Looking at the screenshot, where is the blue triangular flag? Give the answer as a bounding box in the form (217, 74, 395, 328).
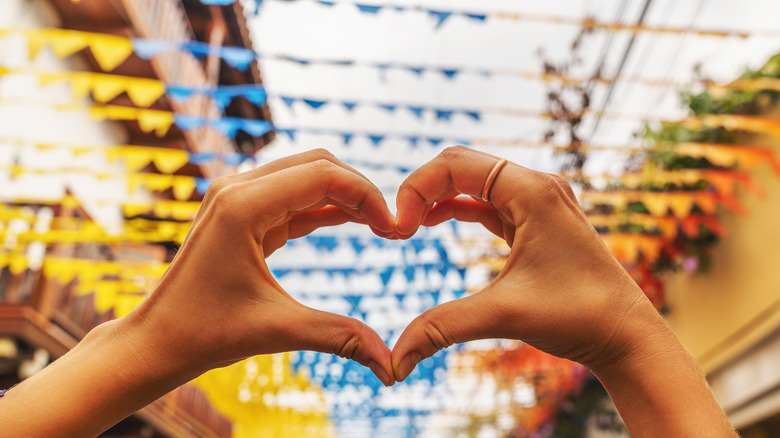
(277, 128, 296, 141)
(428, 137, 443, 147)
(408, 106, 425, 119)
(303, 99, 327, 110)
(406, 66, 425, 76)
(368, 135, 385, 147)
(281, 96, 297, 108)
(342, 101, 358, 111)
(379, 267, 395, 286)
(435, 109, 454, 121)
(441, 69, 459, 79)
(189, 152, 215, 165)
(464, 13, 487, 22)
(428, 10, 452, 28)
(315, 236, 338, 251)
(410, 239, 426, 253)
(282, 55, 311, 66)
(378, 103, 397, 113)
(341, 133, 354, 145)
(357, 4, 382, 14)
(464, 111, 481, 121)
(453, 289, 466, 299)
(221, 46, 256, 71)
(173, 114, 207, 131)
(165, 85, 196, 101)
(430, 291, 440, 305)
(349, 237, 366, 254)
(195, 178, 212, 195)
(407, 136, 420, 148)
(316, 1, 335, 6)
(132, 38, 174, 59)
(403, 265, 415, 282)
(344, 295, 363, 312)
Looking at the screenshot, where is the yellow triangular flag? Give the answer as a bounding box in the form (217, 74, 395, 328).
(137, 109, 174, 136)
(123, 203, 152, 218)
(91, 74, 126, 103)
(172, 176, 196, 200)
(151, 148, 189, 174)
(26, 29, 48, 60)
(125, 78, 166, 107)
(118, 147, 154, 172)
(9, 253, 28, 275)
(126, 174, 144, 193)
(31, 29, 90, 60)
(141, 173, 174, 192)
(94, 280, 120, 313)
(87, 34, 133, 71)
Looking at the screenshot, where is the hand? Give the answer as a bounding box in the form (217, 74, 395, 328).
(391, 146, 665, 380)
(130, 149, 396, 386)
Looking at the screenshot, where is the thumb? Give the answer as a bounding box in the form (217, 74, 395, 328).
(290, 307, 395, 387)
(391, 289, 502, 382)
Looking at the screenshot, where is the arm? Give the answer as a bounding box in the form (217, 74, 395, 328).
(0, 149, 396, 437)
(391, 146, 736, 437)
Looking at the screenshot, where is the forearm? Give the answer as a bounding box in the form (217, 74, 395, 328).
(591, 301, 737, 437)
(0, 314, 196, 438)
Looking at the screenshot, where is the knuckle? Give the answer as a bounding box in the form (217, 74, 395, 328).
(418, 310, 454, 351)
(306, 148, 337, 161)
(308, 158, 338, 174)
(438, 145, 469, 162)
(535, 173, 571, 204)
(333, 321, 366, 360)
(209, 183, 249, 224)
(202, 175, 232, 205)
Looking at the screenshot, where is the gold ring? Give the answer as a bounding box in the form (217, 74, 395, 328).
(481, 158, 508, 202)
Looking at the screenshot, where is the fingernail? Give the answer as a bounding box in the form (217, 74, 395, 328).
(368, 361, 393, 387)
(397, 352, 422, 381)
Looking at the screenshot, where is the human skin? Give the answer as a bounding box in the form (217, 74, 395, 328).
(0, 147, 737, 437)
(0, 149, 396, 437)
(392, 146, 737, 437)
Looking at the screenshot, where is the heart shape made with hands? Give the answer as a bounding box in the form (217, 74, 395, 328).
(154, 146, 648, 391)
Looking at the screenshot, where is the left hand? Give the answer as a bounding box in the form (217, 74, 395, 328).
(127, 149, 397, 386)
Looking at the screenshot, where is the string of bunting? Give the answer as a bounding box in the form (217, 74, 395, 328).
(6, 26, 776, 84)
(251, 0, 775, 38)
(0, 139, 255, 171)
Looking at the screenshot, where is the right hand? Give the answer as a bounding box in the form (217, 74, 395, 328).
(391, 146, 666, 381)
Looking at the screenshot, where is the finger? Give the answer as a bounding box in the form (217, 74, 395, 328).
(230, 148, 373, 185)
(396, 146, 511, 236)
(222, 159, 395, 236)
(422, 198, 506, 238)
(262, 206, 364, 256)
(391, 289, 504, 382)
(290, 307, 395, 387)
(198, 149, 385, 223)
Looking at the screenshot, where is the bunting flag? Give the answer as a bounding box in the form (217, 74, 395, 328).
(0, 194, 205, 222)
(0, 68, 268, 109)
(598, 234, 664, 265)
(677, 115, 780, 142)
(255, 0, 775, 38)
(275, 94, 482, 122)
(52, 103, 273, 138)
(580, 190, 745, 218)
(587, 213, 727, 240)
(663, 141, 780, 176)
(25, 28, 134, 71)
(0, 140, 256, 171)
